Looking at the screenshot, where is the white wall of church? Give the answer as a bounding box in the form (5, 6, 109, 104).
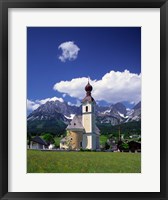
(82, 134, 98, 150)
(82, 100, 97, 149)
(82, 134, 92, 149)
(83, 114, 91, 133)
(87, 135, 92, 149)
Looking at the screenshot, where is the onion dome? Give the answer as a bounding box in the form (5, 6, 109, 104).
(85, 81, 93, 92)
(82, 80, 95, 103)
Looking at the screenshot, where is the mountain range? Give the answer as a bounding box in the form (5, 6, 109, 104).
(27, 100, 141, 135)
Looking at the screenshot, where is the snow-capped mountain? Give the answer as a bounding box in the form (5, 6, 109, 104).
(27, 100, 141, 135)
(27, 101, 81, 135)
(96, 102, 130, 125)
(125, 102, 141, 122)
(27, 100, 81, 123)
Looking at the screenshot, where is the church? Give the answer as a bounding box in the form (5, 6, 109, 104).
(60, 81, 100, 150)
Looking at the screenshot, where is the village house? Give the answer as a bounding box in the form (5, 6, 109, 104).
(30, 136, 48, 150)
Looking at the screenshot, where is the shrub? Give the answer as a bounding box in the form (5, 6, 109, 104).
(85, 149, 92, 152)
(104, 142, 110, 150)
(121, 142, 129, 150)
(80, 148, 84, 152)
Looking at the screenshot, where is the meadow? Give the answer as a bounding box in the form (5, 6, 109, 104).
(27, 150, 141, 173)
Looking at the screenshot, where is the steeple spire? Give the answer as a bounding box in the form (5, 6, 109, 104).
(85, 79, 93, 96)
(82, 79, 95, 103)
(88, 76, 90, 84)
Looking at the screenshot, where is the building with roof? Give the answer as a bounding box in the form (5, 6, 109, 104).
(30, 136, 48, 150)
(60, 81, 100, 150)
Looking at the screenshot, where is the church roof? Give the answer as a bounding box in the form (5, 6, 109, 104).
(31, 136, 48, 146)
(67, 115, 100, 135)
(82, 95, 95, 103)
(66, 115, 85, 131)
(95, 125, 100, 135)
(60, 137, 67, 142)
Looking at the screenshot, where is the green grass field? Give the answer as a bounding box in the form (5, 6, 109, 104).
(27, 150, 141, 173)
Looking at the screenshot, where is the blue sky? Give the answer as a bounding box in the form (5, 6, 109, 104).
(27, 27, 141, 111)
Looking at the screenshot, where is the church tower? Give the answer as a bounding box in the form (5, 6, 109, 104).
(82, 80, 97, 150)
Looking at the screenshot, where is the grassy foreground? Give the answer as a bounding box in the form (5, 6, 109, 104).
(27, 150, 141, 173)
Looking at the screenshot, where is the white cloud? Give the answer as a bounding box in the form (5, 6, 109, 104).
(53, 70, 141, 104)
(27, 100, 40, 111)
(76, 100, 81, 107)
(53, 77, 87, 98)
(62, 93, 66, 98)
(67, 101, 74, 106)
(67, 100, 81, 107)
(27, 96, 64, 111)
(58, 41, 80, 62)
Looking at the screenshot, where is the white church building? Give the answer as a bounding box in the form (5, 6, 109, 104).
(60, 81, 100, 150)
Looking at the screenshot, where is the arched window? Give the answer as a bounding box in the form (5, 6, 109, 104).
(86, 106, 88, 112)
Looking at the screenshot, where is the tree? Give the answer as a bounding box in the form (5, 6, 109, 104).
(42, 133, 55, 144)
(121, 142, 129, 151)
(104, 142, 110, 150)
(27, 133, 32, 148)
